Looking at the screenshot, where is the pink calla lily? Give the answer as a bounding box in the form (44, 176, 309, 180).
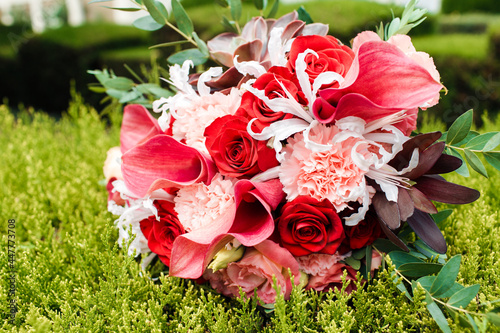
(120, 104, 163, 154)
(169, 179, 285, 279)
(314, 40, 443, 132)
(121, 134, 217, 198)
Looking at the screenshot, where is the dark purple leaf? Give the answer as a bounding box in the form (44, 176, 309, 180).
(403, 142, 445, 179)
(372, 192, 401, 229)
(426, 154, 463, 174)
(408, 187, 438, 214)
(414, 175, 480, 204)
(398, 188, 414, 221)
(389, 132, 441, 170)
(376, 217, 409, 252)
(407, 209, 447, 254)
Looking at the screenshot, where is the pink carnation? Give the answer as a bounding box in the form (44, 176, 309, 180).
(296, 252, 348, 276)
(279, 122, 371, 211)
(172, 88, 241, 153)
(174, 174, 236, 232)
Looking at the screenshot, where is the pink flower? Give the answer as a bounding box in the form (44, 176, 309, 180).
(312, 34, 443, 135)
(279, 122, 372, 212)
(174, 174, 236, 232)
(296, 252, 348, 276)
(171, 88, 241, 153)
(223, 240, 299, 304)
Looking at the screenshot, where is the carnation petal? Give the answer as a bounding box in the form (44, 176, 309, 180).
(121, 135, 217, 197)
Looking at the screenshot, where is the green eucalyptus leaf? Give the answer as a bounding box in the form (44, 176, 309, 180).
(429, 255, 461, 297)
(352, 248, 366, 260)
(88, 86, 106, 93)
(447, 147, 470, 177)
(148, 86, 174, 98)
(453, 130, 479, 147)
(228, 0, 242, 21)
(398, 262, 443, 278)
(155, 0, 169, 18)
(465, 313, 480, 333)
(344, 256, 361, 270)
(136, 83, 158, 94)
(103, 77, 134, 90)
(106, 88, 126, 99)
(253, 0, 265, 10)
(167, 48, 208, 66)
(484, 152, 500, 171)
(465, 132, 500, 151)
(143, 0, 166, 24)
(221, 16, 238, 33)
(486, 312, 500, 327)
(431, 210, 453, 225)
(388, 251, 424, 268)
(297, 6, 313, 24)
(447, 284, 480, 309)
(417, 275, 435, 291)
(464, 149, 488, 178)
(437, 283, 464, 298)
(424, 289, 452, 333)
(119, 90, 142, 103)
(103, 6, 141, 11)
(133, 15, 164, 31)
(172, 0, 194, 36)
(266, 0, 279, 18)
(446, 109, 473, 145)
(193, 32, 209, 56)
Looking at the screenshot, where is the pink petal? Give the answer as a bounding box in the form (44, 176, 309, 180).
(316, 41, 443, 125)
(121, 134, 217, 197)
(120, 104, 162, 154)
(169, 179, 285, 279)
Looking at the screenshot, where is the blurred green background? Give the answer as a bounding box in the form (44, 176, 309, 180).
(1, 0, 500, 126)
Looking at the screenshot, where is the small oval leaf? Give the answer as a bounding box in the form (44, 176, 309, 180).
(464, 149, 488, 178)
(484, 152, 500, 171)
(172, 0, 194, 36)
(446, 109, 473, 145)
(398, 262, 443, 277)
(429, 254, 461, 297)
(103, 77, 134, 90)
(465, 132, 500, 151)
(447, 284, 480, 309)
(133, 15, 164, 31)
(167, 48, 208, 66)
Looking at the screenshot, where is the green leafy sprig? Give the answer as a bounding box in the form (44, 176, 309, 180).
(441, 109, 500, 178)
(376, 0, 427, 41)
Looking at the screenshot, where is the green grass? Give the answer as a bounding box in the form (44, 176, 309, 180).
(412, 33, 490, 60)
(0, 96, 499, 332)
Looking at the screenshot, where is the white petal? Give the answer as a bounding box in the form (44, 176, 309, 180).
(303, 120, 332, 152)
(197, 66, 223, 96)
(233, 55, 267, 78)
(267, 27, 287, 67)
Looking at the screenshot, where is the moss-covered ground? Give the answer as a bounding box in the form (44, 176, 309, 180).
(0, 96, 499, 332)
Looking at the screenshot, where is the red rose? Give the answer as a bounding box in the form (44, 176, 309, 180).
(343, 211, 385, 250)
(139, 201, 185, 266)
(277, 196, 345, 257)
(287, 35, 355, 88)
(235, 66, 307, 133)
(204, 114, 278, 178)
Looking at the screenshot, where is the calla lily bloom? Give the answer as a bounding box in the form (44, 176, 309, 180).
(120, 104, 164, 154)
(169, 179, 285, 279)
(313, 40, 443, 135)
(121, 134, 217, 198)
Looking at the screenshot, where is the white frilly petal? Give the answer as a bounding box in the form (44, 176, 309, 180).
(247, 118, 309, 161)
(267, 27, 287, 67)
(197, 66, 223, 96)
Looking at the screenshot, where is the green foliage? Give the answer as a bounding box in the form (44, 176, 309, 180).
(0, 96, 499, 331)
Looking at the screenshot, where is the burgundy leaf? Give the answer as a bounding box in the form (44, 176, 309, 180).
(414, 175, 480, 204)
(406, 209, 447, 254)
(389, 132, 441, 170)
(372, 192, 401, 229)
(398, 187, 414, 221)
(408, 187, 438, 214)
(403, 141, 445, 179)
(425, 153, 463, 174)
(376, 216, 409, 252)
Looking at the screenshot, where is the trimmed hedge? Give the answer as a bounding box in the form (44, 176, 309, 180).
(442, 0, 500, 14)
(0, 97, 499, 332)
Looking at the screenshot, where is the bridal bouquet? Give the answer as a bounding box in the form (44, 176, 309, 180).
(95, 0, 500, 330)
